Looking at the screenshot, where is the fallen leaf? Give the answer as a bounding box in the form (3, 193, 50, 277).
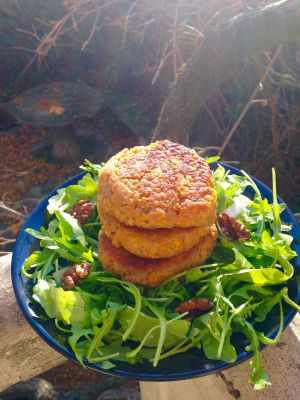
(10, 222, 21, 235)
(37, 100, 65, 116)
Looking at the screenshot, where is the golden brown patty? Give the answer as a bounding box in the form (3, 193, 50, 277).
(97, 140, 217, 229)
(101, 212, 211, 259)
(98, 225, 217, 288)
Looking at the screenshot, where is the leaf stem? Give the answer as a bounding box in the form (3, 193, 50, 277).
(258, 300, 284, 345)
(283, 294, 300, 312)
(88, 352, 119, 363)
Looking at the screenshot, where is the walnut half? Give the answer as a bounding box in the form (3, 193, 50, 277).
(61, 263, 90, 290)
(217, 212, 251, 241)
(175, 298, 213, 320)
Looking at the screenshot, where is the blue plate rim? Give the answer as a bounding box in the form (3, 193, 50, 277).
(11, 163, 300, 381)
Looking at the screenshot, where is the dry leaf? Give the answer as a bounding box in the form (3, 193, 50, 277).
(37, 99, 65, 116)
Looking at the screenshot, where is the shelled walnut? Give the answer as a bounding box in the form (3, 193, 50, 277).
(61, 263, 90, 290)
(218, 212, 251, 241)
(175, 298, 213, 320)
(68, 199, 94, 226)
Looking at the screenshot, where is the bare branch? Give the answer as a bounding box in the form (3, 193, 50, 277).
(0, 201, 26, 219)
(218, 46, 283, 156)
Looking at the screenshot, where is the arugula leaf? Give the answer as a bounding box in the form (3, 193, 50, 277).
(55, 209, 87, 247)
(47, 189, 70, 214)
(185, 267, 217, 283)
(68, 327, 94, 364)
(214, 165, 249, 213)
(211, 245, 235, 264)
(48, 172, 98, 218)
(26, 227, 94, 263)
(229, 284, 275, 300)
(197, 310, 237, 363)
(231, 248, 254, 270)
(271, 168, 281, 236)
(86, 306, 118, 360)
(144, 300, 167, 367)
(65, 174, 97, 200)
(255, 289, 285, 322)
(80, 159, 103, 175)
(22, 248, 55, 279)
(225, 256, 293, 285)
(282, 292, 300, 312)
(96, 276, 142, 341)
(205, 156, 220, 164)
(235, 318, 271, 390)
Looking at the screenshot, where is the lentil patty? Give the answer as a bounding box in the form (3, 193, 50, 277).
(98, 225, 217, 288)
(97, 140, 217, 229)
(101, 212, 211, 259)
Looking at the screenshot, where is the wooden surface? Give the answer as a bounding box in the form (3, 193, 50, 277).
(0, 254, 64, 392)
(140, 375, 235, 400)
(1, 253, 300, 399)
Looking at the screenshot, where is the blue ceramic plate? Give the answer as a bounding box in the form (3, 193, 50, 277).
(12, 164, 300, 381)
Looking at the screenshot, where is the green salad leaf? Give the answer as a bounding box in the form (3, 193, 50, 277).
(55, 209, 87, 247)
(119, 306, 191, 348)
(33, 280, 89, 327)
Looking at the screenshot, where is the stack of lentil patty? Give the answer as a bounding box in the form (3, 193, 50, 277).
(97, 140, 218, 287)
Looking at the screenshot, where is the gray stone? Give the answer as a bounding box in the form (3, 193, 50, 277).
(97, 388, 141, 400)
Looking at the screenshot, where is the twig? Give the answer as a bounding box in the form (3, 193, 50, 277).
(151, 38, 173, 85)
(251, 99, 268, 106)
(139, 18, 155, 47)
(0, 202, 26, 219)
(0, 169, 30, 179)
(20, 13, 71, 75)
(11, 47, 36, 53)
(218, 45, 283, 156)
(121, 0, 138, 45)
(172, 1, 179, 79)
(193, 146, 221, 156)
(151, 50, 174, 85)
(81, 7, 101, 50)
(0, 238, 16, 246)
(204, 104, 225, 138)
(17, 28, 41, 42)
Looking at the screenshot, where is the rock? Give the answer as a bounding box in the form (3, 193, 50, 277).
(0, 378, 65, 400)
(97, 388, 141, 400)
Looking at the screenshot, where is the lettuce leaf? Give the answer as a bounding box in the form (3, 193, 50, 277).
(119, 306, 190, 348)
(33, 280, 89, 327)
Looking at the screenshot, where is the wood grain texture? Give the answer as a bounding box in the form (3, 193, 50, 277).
(0, 254, 64, 392)
(140, 375, 234, 400)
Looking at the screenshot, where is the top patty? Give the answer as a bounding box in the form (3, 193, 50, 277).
(97, 140, 217, 228)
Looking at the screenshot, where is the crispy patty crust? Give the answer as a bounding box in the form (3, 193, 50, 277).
(97, 140, 217, 228)
(101, 212, 211, 259)
(98, 225, 217, 287)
